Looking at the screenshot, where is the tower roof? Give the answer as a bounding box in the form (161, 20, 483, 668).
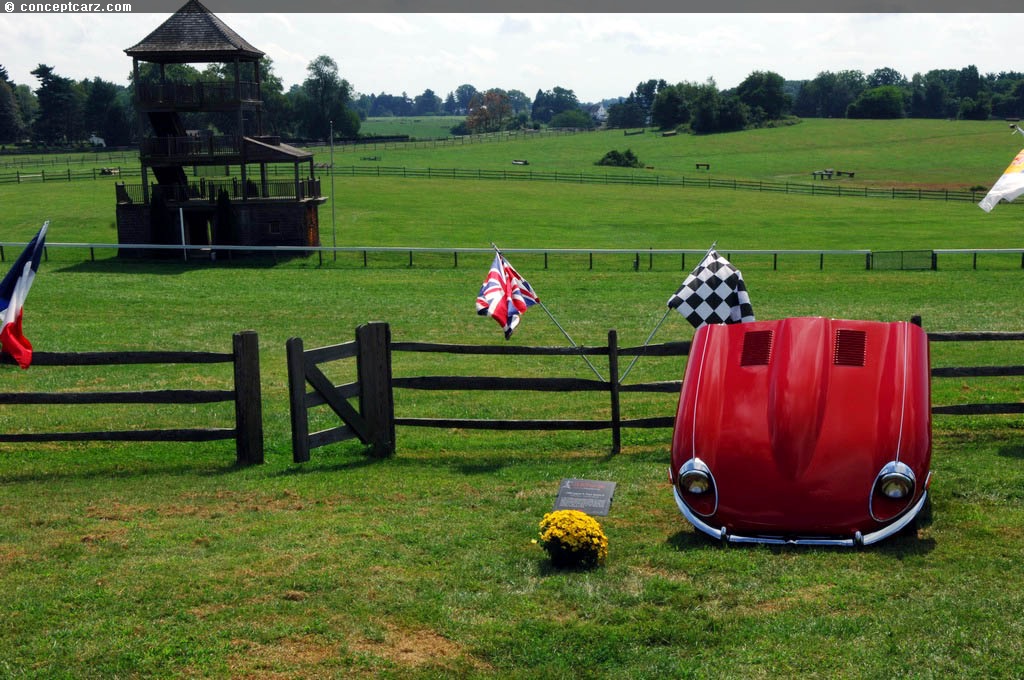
(124, 0, 263, 64)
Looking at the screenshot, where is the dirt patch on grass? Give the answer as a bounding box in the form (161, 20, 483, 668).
(85, 490, 310, 523)
(80, 527, 128, 545)
(350, 622, 490, 672)
(177, 489, 308, 515)
(749, 583, 833, 614)
(86, 501, 148, 521)
(0, 546, 26, 566)
(227, 635, 339, 678)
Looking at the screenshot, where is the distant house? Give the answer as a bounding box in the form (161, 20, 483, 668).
(114, 0, 326, 256)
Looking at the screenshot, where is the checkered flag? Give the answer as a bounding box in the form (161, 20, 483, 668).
(667, 250, 754, 328)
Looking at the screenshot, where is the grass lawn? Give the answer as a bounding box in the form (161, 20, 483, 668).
(1, 119, 1023, 677)
(359, 116, 464, 140)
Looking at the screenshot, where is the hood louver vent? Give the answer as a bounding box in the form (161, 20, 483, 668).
(834, 329, 867, 366)
(740, 330, 773, 366)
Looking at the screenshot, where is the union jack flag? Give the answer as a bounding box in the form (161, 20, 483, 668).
(476, 253, 539, 339)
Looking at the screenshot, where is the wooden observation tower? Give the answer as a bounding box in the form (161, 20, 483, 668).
(115, 0, 326, 256)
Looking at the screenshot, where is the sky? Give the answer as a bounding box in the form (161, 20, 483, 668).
(1, 13, 1021, 104)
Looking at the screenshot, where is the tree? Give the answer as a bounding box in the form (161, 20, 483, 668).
(958, 95, 991, 121)
(82, 77, 130, 145)
(991, 79, 1024, 119)
(465, 89, 512, 133)
(689, 79, 721, 134)
(687, 79, 747, 134)
(909, 70, 954, 118)
(255, 58, 292, 136)
(605, 98, 644, 128)
(0, 79, 24, 142)
(735, 70, 789, 123)
(531, 86, 579, 124)
(650, 84, 691, 130)
(413, 88, 441, 115)
(867, 67, 907, 88)
(454, 84, 477, 114)
(847, 85, 906, 118)
(631, 79, 665, 123)
(956, 65, 981, 101)
(443, 91, 457, 115)
(792, 70, 865, 118)
(506, 89, 532, 116)
(549, 109, 593, 128)
(296, 55, 358, 139)
(716, 95, 749, 132)
(365, 92, 412, 117)
(31, 64, 85, 144)
(12, 84, 38, 137)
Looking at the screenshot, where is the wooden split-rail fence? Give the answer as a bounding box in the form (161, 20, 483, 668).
(0, 330, 263, 464)
(1, 320, 1020, 465)
(286, 319, 1024, 462)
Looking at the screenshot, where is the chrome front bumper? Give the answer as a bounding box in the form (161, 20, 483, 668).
(673, 487, 930, 547)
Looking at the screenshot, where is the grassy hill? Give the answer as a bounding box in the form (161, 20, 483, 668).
(4, 119, 1024, 249)
(1, 119, 1023, 677)
(359, 115, 464, 140)
(331, 118, 1021, 189)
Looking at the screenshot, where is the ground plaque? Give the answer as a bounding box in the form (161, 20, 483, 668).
(553, 479, 616, 516)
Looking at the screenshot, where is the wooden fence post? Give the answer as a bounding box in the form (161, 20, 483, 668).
(286, 336, 310, 463)
(232, 330, 264, 465)
(357, 322, 395, 457)
(608, 329, 621, 455)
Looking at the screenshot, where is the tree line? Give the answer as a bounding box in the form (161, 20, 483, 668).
(2, 59, 1022, 148)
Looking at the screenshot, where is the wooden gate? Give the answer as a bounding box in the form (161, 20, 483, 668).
(286, 323, 395, 462)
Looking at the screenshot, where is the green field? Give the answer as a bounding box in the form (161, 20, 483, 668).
(359, 115, 465, 140)
(1, 119, 1023, 678)
(332, 118, 1021, 189)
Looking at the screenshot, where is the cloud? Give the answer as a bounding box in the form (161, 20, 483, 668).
(499, 16, 533, 35)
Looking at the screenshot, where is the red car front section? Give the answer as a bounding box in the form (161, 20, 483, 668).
(669, 317, 932, 546)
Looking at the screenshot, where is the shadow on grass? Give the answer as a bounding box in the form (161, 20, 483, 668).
(452, 460, 507, 475)
(54, 254, 291, 276)
(0, 458, 247, 484)
(0, 440, 383, 484)
(273, 455, 381, 476)
(664, 523, 937, 556)
(998, 444, 1024, 459)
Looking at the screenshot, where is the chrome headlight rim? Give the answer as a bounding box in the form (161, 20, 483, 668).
(676, 457, 718, 517)
(870, 461, 917, 522)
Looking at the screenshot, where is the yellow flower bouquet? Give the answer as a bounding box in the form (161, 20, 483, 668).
(538, 509, 608, 569)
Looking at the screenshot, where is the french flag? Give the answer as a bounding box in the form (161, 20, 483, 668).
(1, 222, 48, 369)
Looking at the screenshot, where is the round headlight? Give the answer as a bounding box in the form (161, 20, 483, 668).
(676, 458, 718, 518)
(879, 473, 913, 499)
(680, 469, 712, 495)
(875, 462, 916, 500)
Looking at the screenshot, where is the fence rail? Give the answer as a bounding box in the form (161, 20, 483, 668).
(0, 331, 264, 463)
(286, 319, 1023, 460)
(918, 319, 1024, 416)
(0, 157, 1008, 206)
(4, 241, 1022, 273)
(328, 165, 996, 203)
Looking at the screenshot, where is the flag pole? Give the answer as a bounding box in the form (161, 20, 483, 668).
(618, 241, 719, 382)
(535, 298, 606, 382)
(491, 243, 606, 382)
(618, 308, 671, 382)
